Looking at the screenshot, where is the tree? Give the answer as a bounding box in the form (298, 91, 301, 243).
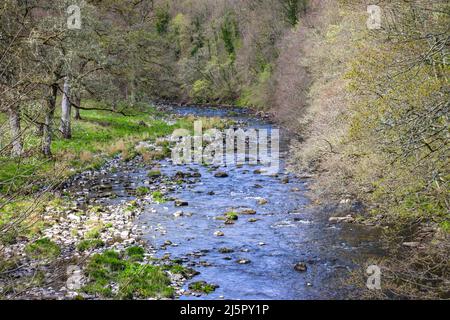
(59, 77, 71, 139)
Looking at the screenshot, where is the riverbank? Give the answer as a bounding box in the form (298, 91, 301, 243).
(1, 104, 253, 299)
(0, 104, 195, 299)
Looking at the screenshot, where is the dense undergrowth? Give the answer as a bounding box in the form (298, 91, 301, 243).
(283, 0, 449, 299)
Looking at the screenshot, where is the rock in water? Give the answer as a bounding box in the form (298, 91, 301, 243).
(214, 171, 229, 178)
(173, 210, 184, 217)
(328, 215, 354, 223)
(236, 259, 251, 264)
(175, 199, 189, 207)
(218, 247, 234, 254)
(257, 198, 268, 205)
(294, 262, 307, 272)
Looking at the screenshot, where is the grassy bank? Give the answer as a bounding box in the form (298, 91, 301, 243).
(0, 102, 197, 299)
(0, 103, 176, 193)
(0, 102, 181, 244)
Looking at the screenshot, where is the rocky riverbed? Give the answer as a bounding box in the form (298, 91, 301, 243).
(0, 105, 383, 300)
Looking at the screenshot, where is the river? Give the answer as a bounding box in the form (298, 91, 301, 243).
(68, 105, 382, 299)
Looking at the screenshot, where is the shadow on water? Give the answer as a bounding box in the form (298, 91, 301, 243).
(67, 105, 384, 300)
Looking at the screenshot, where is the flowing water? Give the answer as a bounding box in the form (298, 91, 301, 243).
(68, 105, 382, 300)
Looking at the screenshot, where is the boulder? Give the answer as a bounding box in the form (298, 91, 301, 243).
(174, 199, 189, 207)
(294, 262, 307, 272)
(214, 171, 229, 178)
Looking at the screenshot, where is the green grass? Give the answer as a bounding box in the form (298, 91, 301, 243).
(25, 238, 61, 260)
(53, 110, 172, 154)
(147, 170, 162, 178)
(0, 158, 54, 194)
(151, 191, 167, 204)
(135, 186, 150, 196)
(225, 211, 239, 220)
(0, 101, 180, 195)
(77, 239, 105, 252)
(83, 249, 174, 299)
(188, 281, 217, 294)
(126, 246, 145, 262)
(85, 228, 102, 240)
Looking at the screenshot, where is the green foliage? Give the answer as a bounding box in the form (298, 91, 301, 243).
(237, 64, 273, 107)
(155, 6, 171, 34)
(281, 0, 308, 26)
(0, 229, 19, 246)
(220, 13, 238, 55)
(85, 227, 102, 240)
(191, 79, 213, 103)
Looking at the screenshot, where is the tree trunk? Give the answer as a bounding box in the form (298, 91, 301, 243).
(59, 77, 72, 139)
(42, 84, 58, 157)
(8, 107, 23, 157)
(73, 93, 81, 120)
(36, 123, 44, 136)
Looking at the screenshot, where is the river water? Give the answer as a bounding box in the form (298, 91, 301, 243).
(69, 105, 382, 299)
